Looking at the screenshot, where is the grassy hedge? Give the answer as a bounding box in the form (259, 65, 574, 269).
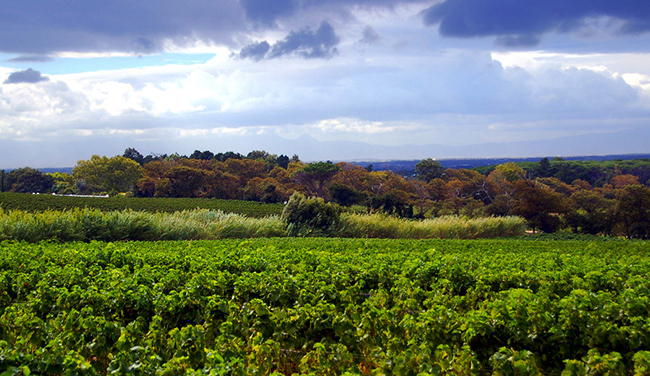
(0, 208, 526, 242)
(0, 208, 286, 242)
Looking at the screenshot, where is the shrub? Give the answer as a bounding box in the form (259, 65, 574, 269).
(281, 192, 340, 236)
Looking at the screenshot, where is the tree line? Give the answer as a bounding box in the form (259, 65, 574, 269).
(1, 150, 649, 238)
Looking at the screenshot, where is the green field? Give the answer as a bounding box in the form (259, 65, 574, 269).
(2, 238, 650, 374)
(0, 192, 284, 218)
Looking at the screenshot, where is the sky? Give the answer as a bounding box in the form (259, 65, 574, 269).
(2, 0, 650, 167)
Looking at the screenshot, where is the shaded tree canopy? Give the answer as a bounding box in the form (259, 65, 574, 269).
(4, 167, 54, 193)
(415, 158, 445, 182)
(292, 162, 340, 198)
(123, 148, 145, 165)
(616, 185, 650, 239)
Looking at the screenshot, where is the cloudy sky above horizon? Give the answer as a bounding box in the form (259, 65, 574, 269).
(2, 0, 650, 167)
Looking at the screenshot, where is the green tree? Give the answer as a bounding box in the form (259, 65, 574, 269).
(123, 147, 144, 165)
(329, 183, 366, 206)
(565, 190, 615, 235)
(615, 185, 650, 239)
(189, 150, 214, 160)
(73, 155, 144, 195)
(495, 162, 526, 183)
(415, 158, 445, 182)
(48, 172, 76, 194)
(4, 167, 54, 193)
(292, 162, 340, 198)
(536, 157, 552, 178)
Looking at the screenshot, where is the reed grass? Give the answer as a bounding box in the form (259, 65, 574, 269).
(0, 208, 286, 242)
(338, 213, 526, 239)
(0, 208, 525, 242)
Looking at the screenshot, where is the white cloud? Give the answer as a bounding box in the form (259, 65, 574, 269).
(1, 3, 649, 167)
(1, 44, 647, 146)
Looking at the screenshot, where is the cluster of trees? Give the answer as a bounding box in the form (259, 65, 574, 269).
(2, 150, 650, 238)
(477, 157, 650, 187)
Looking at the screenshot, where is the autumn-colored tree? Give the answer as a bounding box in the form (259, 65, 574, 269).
(427, 178, 448, 202)
(512, 180, 567, 233)
(137, 159, 178, 197)
(225, 158, 267, 190)
(409, 180, 435, 216)
(204, 169, 240, 199)
(331, 162, 371, 192)
(537, 177, 575, 197)
(269, 165, 301, 197)
(611, 174, 640, 188)
(485, 168, 517, 215)
(382, 171, 416, 198)
(242, 177, 283, 203)
(164, 166, 207, 198)
(571, 179, 592, 191)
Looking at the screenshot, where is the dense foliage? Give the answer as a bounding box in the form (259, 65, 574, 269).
(3, 149, 650, 237)
(0, 192, 284, 218)
(1, 238, 650, 374)
(514, 158, 650, 186)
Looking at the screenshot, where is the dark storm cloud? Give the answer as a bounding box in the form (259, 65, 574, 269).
(240, 0, 427, 28)
(237, 41, 271, 61)
(269, 22, 340, 58)
(238, 22, 340, 60)
(0, 0, 247, 54)
(4, 68, 49, 84)
(240, 0, 298, 28)
(0, 0, 432, 55)
(422, 0, 650, 46)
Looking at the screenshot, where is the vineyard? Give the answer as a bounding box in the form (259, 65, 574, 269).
(0, 192, 284, 218)
(2, 238, 650, 374)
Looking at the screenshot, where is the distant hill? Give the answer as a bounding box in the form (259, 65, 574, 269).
(352, 154, 650, 176)
(3, 167, 74, 174)
(5, 154, 650, 177)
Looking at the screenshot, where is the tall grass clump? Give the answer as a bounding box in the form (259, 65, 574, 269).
(0, 208, 286, 242)
(338, 213, 526, 239)
(155, 210, 285, 239)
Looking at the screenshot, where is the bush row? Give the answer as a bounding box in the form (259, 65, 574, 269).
(0, 192, 284, 217)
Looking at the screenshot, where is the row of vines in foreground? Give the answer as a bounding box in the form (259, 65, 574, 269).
(2, 238, 650, 375)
